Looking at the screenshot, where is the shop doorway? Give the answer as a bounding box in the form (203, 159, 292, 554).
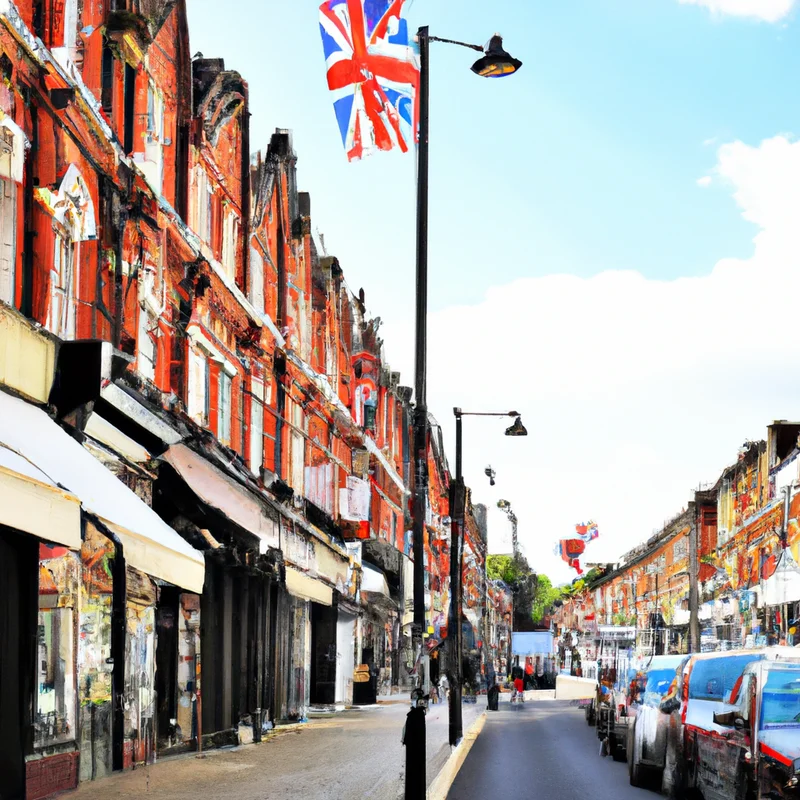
(0, 526, 37, 799)
(310, 602, 337, 706)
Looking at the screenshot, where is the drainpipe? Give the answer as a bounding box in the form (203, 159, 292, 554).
(113, 191, 128, 350)
(688, 500, 700, 654)
(781, 486, 791, 641)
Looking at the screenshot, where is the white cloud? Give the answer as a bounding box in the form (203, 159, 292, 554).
(385, 135, 800, 584)
(696, 175, 712, 187)
(678, 0, 796, 22)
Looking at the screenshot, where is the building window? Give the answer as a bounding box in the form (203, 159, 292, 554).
(0, 173, 16, 306)
(123, 63, 136, 154)
(219, 371, 232, 445)
(190, 167, 212, 245)
(249, 245, 265, 313)
(35, 546, 79, 749)
(141, 81, 165, 192)
(250, 379, 264, 475)
(363, 399, 377, 431)
(187, 349, 208, 426)
(37, 165, 96, 339)
(221, 210, 238, 279)
(290, 401, 305, 494)
(49, 233, 77, 339)
(101, 46, 114, 114)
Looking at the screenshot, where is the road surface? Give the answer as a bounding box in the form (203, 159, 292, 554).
(448, 700, 660, 799)
(61, 700, 482, 800)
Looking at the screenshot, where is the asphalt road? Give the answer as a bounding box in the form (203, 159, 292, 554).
(61, 700, 482, 800)
(448, 701, 661, 800)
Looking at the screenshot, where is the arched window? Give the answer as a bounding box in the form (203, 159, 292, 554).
(38, 164, 96, 339)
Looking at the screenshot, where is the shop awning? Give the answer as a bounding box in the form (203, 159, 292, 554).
(362, 562, 390, 597)
(0, 391, 205, 592)
(0, 444, 81, 549)
(162, 444, 279, 552)
(761, 549, 800, 607)
(285, 566, 333, 606)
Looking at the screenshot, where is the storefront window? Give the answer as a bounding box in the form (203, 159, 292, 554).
(35, 544, 79, 748)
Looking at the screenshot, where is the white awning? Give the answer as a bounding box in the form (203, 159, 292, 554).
(0, 445, 81, 548)
(285, 566, 333, 606)
(0, 391, 204, 592)
(762, 549, 800, 607)
(161, 444, 279, 551)
(361, 562, 390, 597)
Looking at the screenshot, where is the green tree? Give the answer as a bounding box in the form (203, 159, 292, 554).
(486, 555, 519, 584)
(530, 574, 564, 624)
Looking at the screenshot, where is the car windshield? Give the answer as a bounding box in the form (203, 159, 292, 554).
(688, 655, 759, 701)
(760, 668, 800, 729)
(643, 668, 678, 707)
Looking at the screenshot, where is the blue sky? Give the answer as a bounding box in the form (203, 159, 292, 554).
(190, 0, 798, 309)
(188, 0, 800, 579)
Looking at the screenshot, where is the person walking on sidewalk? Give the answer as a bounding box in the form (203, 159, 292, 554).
(513, 675, 524, 703)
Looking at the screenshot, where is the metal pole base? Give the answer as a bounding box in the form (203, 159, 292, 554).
(404, 705, 427, 800)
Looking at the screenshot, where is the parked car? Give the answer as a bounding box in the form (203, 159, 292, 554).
(660, 646, 800, 798)
(697, 659, 800, 800)
(626, 654, 687, 787)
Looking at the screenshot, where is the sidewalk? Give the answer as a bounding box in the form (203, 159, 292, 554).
(61, 700, 484, 800)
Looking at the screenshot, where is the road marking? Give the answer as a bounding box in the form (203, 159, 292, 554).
(427, 711, 488, 800)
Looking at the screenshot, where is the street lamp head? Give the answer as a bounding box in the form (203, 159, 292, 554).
(471, 34, 523, 78)
(505, 416, 528, 437)
(497, 499, 510, 510)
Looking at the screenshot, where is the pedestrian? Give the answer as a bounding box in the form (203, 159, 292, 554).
(439, 672, 449, 702)
(513, 675, 524, 702)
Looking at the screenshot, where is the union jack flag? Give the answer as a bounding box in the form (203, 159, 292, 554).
(319, 0, 419, 161)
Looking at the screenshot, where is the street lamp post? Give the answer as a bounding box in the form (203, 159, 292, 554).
(407, 28, 522, 799)
(448, 410, 527, 746)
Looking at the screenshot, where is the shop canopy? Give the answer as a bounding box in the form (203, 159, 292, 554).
(0, 440, 81, 549)
(761, 548, 800, 607)
(285, 566, 333, 606)
(0, 390, 205, 592)
(162, 443, 280, 552)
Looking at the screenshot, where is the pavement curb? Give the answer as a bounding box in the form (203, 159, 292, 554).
(427, 711, 487, 800)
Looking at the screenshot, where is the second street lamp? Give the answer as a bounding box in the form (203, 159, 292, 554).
(448, 409, 527, 747)
(407, 27, 522, 799)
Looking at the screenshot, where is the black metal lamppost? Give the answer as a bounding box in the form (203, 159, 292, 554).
(406, 27, 522, 800)
(446, 410, 527, 748)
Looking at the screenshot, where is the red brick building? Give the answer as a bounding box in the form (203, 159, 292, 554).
(0, 1, 478, 797)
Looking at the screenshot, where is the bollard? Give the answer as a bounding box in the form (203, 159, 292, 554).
(403, 694, 427, 800)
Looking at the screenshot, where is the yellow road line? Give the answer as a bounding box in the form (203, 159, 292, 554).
(427, 711, 488, 800)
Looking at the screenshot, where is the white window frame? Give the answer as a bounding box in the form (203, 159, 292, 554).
(249, 377, 265, 475)
(49, 233, 78, 340)
(187, 349, 208, 426)
(249, 244, 264, 313)
(191, 167, 212, 245)
(290, 401, 305, 494)
(0, 175, 16, 305)
(221, 210, 238, 279)
(218, 370, 232, 446)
